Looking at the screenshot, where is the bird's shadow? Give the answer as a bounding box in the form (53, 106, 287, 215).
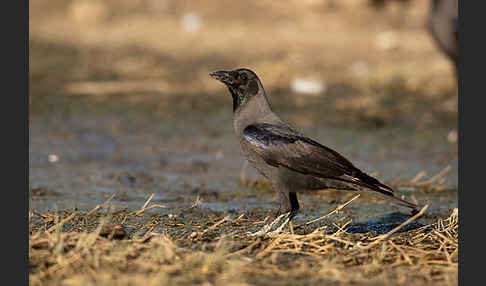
(345, 212, 426, 235)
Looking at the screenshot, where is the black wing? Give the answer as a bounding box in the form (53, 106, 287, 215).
(242, 123, 394, 195)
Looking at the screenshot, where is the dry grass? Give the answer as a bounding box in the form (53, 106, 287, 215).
(29, 192, 458, 286)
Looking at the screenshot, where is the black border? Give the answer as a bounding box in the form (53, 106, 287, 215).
(457, 0, 462, 281)
(25, 0, 30, 284)
(459, 0, 477, 285)
(22, 0, 29, 284)
(15, 0, 29, 284)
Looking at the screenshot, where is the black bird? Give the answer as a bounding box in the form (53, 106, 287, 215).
(209, 68, 418, 235)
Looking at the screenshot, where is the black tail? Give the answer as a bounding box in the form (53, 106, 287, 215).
(355, 180, 418, 210)
(332, 172, 418, 210)
(361, 186, 418, 210)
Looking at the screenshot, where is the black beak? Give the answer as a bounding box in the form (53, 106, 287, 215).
(209, 70, 233, 85)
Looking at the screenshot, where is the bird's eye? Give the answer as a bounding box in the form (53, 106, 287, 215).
(240, 74, 248, 81)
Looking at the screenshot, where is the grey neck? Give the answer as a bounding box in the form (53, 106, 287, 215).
(233, 90, 282, 134)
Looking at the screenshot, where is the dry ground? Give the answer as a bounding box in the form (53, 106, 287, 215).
(29, 190, 457, 286)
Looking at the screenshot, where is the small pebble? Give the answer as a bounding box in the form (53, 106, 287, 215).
(48, 154, 59, 163)
(181, 12, 201, 32)
(447, 129, 457, 143)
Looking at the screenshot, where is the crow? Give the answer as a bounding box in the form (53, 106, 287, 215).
(209, 68, 418, 235)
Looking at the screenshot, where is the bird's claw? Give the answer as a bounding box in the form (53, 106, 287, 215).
(249, 212, 292, 236)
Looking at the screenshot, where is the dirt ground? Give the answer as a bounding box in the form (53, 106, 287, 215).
(29, 0, 458, 285)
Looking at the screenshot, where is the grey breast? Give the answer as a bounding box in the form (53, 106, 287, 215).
(238, 136, 277, 180)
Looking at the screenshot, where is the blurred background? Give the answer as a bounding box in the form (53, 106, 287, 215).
(29, 0, 458, 216)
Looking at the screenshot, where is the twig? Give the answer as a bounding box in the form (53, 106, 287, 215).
(86, 193, 116, 216)
(127, 193, 166, 216)
(324, 235, 355, 246)
(227, 239, 261, 257)
(201, 216, 231, 236)
(255, 236, 284, 259)
(416, 166, 451, 186)
(191, 216, 232, 239)
(141, 193, 155, 209)
(294, 194, 360, 229)
(46, 213, 76, 233)
(410, 171, 427, 183)
(389, 240, 413, 265)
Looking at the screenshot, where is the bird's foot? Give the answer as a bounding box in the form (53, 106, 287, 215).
(249, 212, 292, 236)
(267, 213, 292, 236)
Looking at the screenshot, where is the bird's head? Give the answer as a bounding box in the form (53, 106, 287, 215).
(209, 68, 263, 112)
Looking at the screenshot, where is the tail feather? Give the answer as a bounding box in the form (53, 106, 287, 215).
(355, 171, 394, 194)
(361, 186, 418, 210)
(333, 174, 418, 210)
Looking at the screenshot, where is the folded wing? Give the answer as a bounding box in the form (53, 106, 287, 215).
(243, 123, 395, 196)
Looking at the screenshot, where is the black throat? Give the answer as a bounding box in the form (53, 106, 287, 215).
(228, 80, 259, 113)
(228, 86, 240, 112)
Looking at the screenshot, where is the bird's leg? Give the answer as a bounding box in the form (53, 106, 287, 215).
(267, 192, 299, 235)
(250, 192, 299, 236)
